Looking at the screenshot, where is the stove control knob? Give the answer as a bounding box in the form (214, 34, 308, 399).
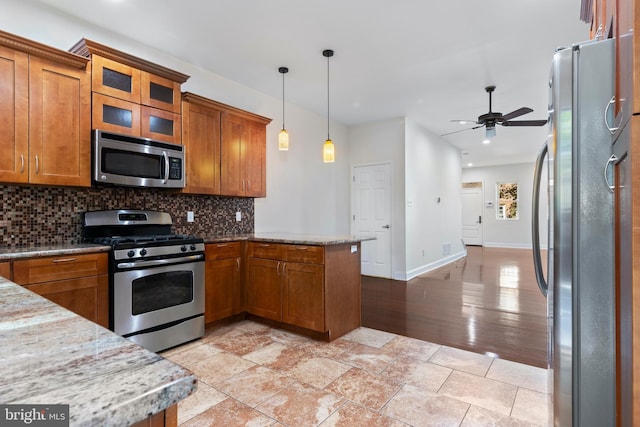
(181, 245, 187, 252)
(127, 250, 135, 258)
(140, 248, 147, 257)
(190, 244, 197, 251)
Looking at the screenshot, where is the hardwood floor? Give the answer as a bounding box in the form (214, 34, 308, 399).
(361, 246, 549, 368)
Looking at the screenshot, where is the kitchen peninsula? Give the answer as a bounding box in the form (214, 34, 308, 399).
(0, 275, 196, 426)
(203, 232, 372, 341)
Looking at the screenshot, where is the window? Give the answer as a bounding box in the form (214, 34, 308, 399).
(497, 182, 518, 220)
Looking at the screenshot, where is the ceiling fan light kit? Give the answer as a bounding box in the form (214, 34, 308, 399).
(443, 85, 547, 138)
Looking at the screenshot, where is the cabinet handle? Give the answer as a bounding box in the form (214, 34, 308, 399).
(242, 179, 245, 191)
(20, 154, 24, 173)
(259, 244, 271, 247)
(247, 179, 251, 190)
(52, 257, 77, 263)
(236, 258, 240, 271)
(35, 155, 39, 174)
(216, 243, 229, 248)
(276, 261, 280, 275)
(295, 247, 308, 251)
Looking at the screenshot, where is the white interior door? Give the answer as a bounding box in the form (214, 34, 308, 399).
(462, 182, 483, 246)
(352, 163, 392, 278)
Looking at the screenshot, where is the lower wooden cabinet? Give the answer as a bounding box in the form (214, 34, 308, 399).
(204, 242, 243, 323)
(246, 257, 282, 321)
(246, 242, 357, 336)
(0, 261, 10, 279)
(282, 262, 325, 331)
(12, 252, 109, 328)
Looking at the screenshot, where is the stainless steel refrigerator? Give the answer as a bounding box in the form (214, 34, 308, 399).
(532, 38, 616, 427)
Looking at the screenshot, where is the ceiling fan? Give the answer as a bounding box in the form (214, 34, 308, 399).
(442, 85, 547, 137)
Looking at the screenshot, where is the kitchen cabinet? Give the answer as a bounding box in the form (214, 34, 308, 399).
(246, 241, 360, 337)
(204, 242, 243, 323)
(181, 92, 271, 197)
(0, 261, 10, 279)
(0, 30, 91, 187)
(181, 93, 222, 194)
(70, 38, 188, 145)
(13, 252, 109, 328)
(221, 111, 270, 197)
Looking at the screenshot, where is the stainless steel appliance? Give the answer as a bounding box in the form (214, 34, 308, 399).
(93, 130, 185, 188)
(532, 38, 616, 426)
(83, 210, 204, 352)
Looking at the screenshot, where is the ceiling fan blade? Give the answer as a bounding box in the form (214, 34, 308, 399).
(502, 119, 548, 127)
(450, 119, 478, 125)
(441, 124, 484, 136)
(502, 107, 533, 121)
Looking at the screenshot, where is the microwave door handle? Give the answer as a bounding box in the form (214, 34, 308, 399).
(162, 151, 169, 184)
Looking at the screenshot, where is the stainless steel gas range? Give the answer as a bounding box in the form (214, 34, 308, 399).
(83, 210, 204, 352)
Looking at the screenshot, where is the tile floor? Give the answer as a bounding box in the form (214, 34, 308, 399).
(161, 321, 550, 426)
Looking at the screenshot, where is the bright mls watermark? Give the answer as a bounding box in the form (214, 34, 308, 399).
(0, 405, 69, 426)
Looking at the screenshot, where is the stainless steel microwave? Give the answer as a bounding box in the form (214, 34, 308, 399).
(93, 130, 185, 188)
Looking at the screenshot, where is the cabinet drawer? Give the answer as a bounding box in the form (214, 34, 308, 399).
(92, 93, 141, 136)
(91, 55, 141, 103)
(13, 253, 108, 285)
(248, 242, 282, 260)
(205, 242, 242, 260)
(283, 245, 324, 264)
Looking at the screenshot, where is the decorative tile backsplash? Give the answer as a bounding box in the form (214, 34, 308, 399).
(0, 185, 254, 248)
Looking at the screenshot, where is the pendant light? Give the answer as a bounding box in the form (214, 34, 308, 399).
(278, 67, 289, 151)
(322, 49, 335, 163)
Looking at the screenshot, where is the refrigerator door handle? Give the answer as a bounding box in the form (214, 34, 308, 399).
(604, 154, 618, 192)
(532, 141, 548, 297)
(604, 95, 623, 135)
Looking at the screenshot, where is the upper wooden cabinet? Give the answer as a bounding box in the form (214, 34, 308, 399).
(0, 30, 91, 187)
(181, 92, 271, 197)
(70, 38, 188, 144)
(181, 93, 223, 195)
(221, 111, 269, 197)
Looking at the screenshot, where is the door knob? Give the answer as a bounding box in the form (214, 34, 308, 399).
(382, 224, 390, 229)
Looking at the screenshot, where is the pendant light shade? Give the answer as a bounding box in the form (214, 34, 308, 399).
(322, 49, 335, 163)
(278, 67, 289, 151)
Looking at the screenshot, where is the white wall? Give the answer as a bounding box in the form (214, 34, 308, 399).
(461, 162, 549, 248)
(348, 118, 464, 280)
(404, 119, 464, 279)
(2, 0, 350, 235)
(348, 118, 407, 277)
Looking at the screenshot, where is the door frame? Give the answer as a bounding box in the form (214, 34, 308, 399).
(350, 161, 393, 279)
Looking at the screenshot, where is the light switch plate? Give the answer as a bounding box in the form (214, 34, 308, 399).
(235, 211, 241, 222)
(187, 211, 194, 222)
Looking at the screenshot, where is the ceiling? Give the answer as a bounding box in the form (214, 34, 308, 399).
(27, 0, 589, 167)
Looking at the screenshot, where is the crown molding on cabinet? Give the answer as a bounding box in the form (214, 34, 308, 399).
(70, 38, 189, 84)
(0, 29, 89, 69)
(182, 92, 272, 125)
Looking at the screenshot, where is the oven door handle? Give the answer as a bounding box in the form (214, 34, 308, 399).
(117, 254, 204, 269)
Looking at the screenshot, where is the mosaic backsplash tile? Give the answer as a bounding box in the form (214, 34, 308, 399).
(0, 185, 254, 248)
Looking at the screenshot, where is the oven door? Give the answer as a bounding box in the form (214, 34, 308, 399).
(113, 259, 204, 337)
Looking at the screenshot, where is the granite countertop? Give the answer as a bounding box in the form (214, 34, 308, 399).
(0, 276, 196, 425)
(202, 232, 376, 246)
(0, 244, 111, 261)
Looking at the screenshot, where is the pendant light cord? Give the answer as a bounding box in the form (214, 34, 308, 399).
(326, 53, 330, 140)
(282, 71, 286, 129)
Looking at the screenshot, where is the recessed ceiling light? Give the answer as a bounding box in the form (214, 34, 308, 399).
(467, 162, 473, 167)
(482, 138, 491, 144)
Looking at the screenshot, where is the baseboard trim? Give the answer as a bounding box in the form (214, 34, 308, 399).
(393, 249, 467, 281)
